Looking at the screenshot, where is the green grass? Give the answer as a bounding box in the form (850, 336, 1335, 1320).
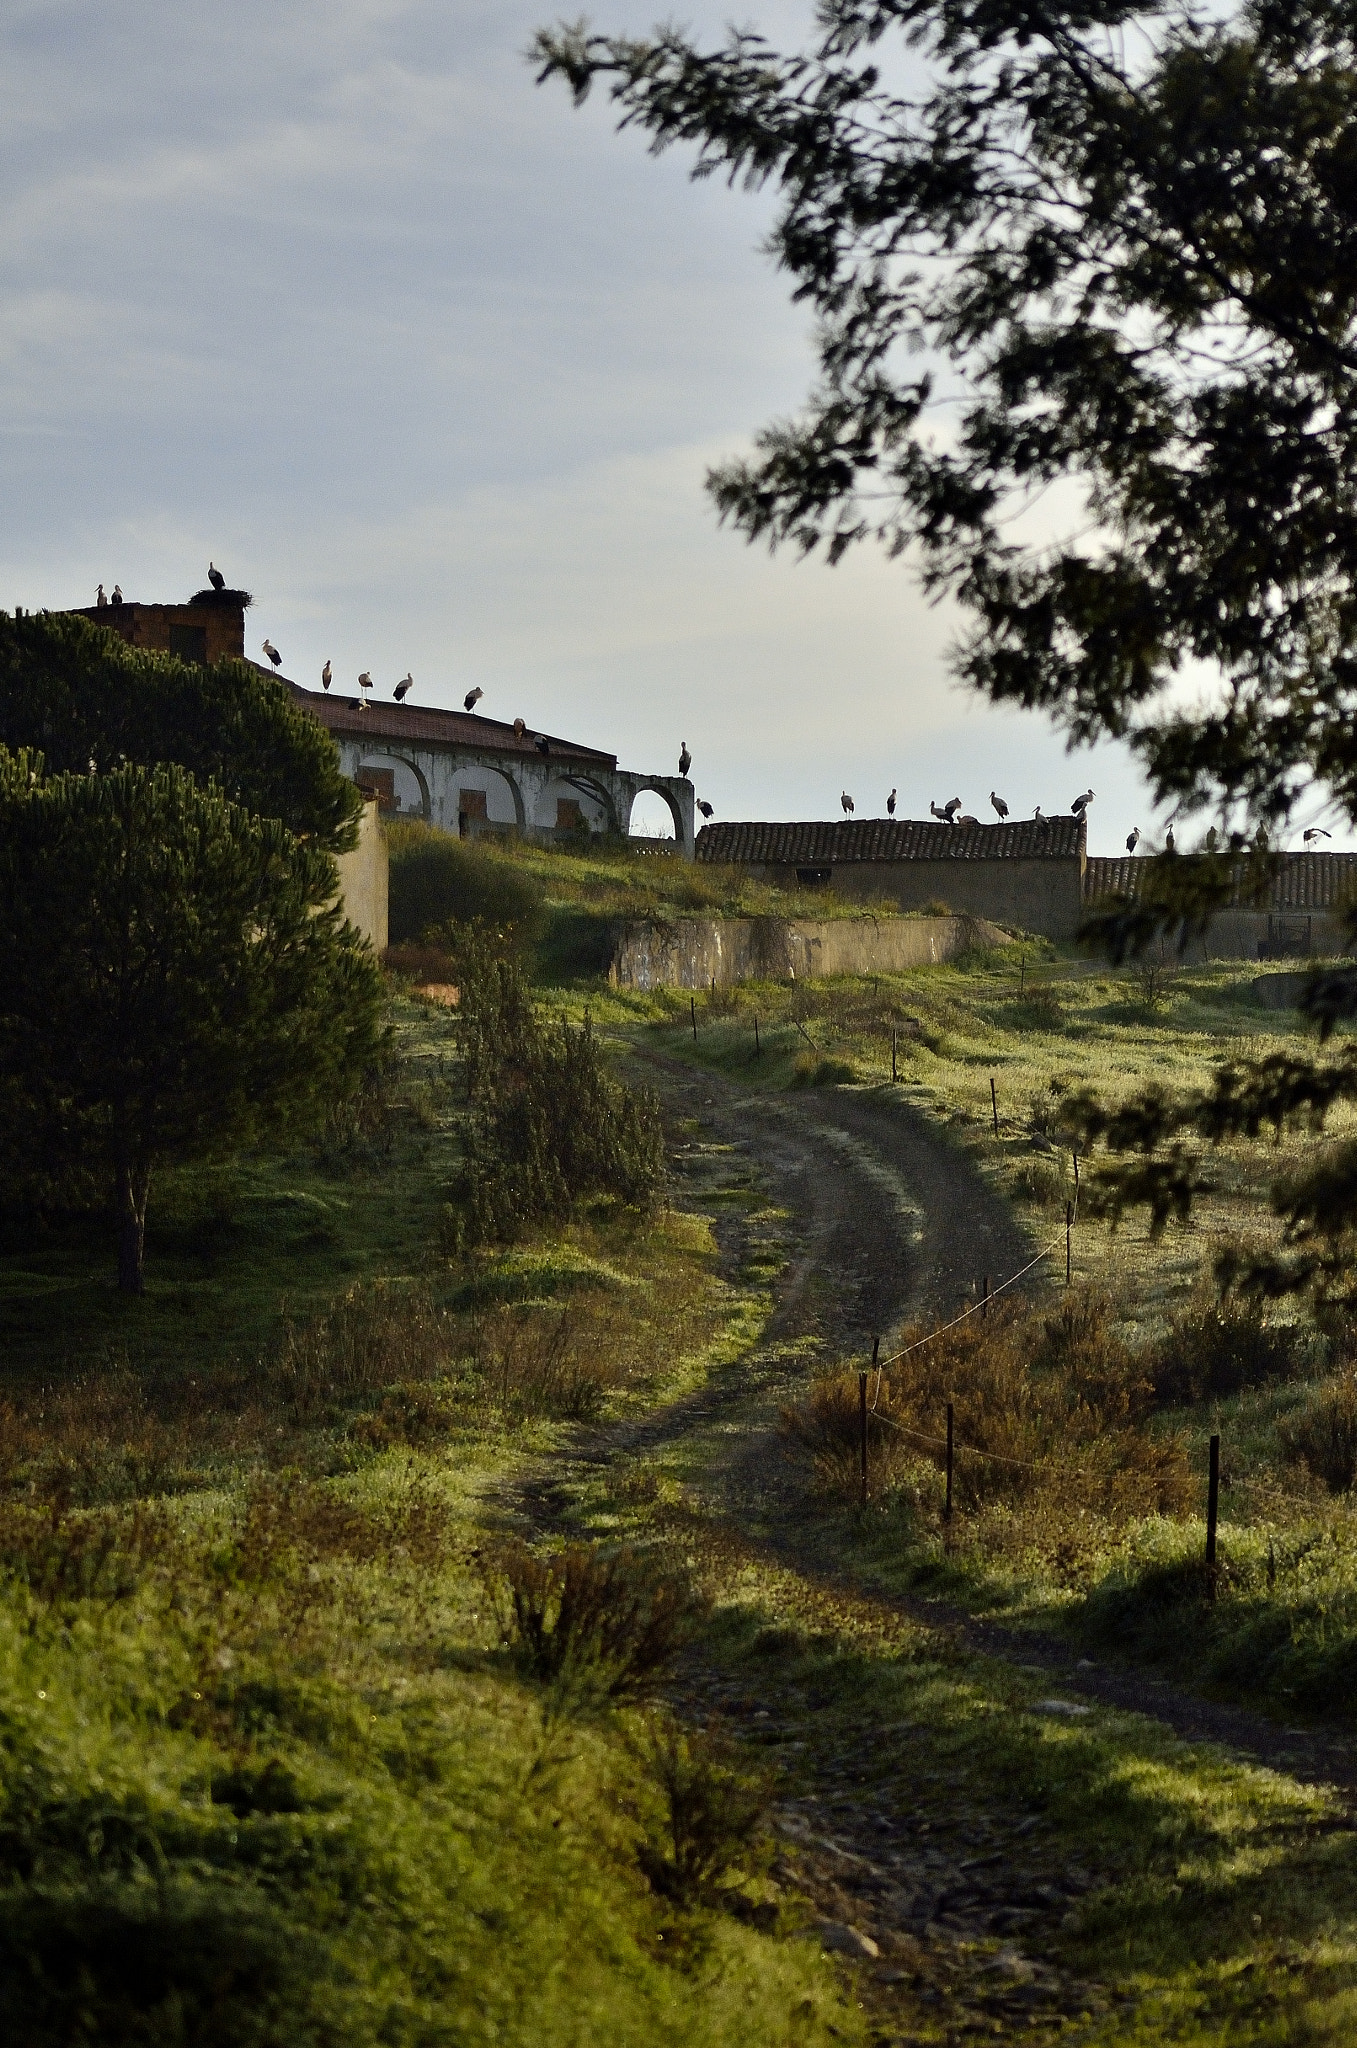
(13, 909, 1357, 2042)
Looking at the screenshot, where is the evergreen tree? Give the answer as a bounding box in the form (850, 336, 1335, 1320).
(0, 751, 384, 1292)
(0, 609, 359, 850)
(536, 0, 1357, 1298)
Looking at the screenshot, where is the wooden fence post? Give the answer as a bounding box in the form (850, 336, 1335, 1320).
(1206, 1433, 1220, 1600)
(859, 1372, 869, 1506)
(945, 1402, 954, 1522)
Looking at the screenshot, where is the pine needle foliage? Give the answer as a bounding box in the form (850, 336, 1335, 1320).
(0, 751, 383, 1291)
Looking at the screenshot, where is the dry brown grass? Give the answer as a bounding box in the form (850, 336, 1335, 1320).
(783, 1288, 1192, 1520)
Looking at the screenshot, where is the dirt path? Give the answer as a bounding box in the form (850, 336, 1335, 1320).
(495, 1054, 1357, 2034)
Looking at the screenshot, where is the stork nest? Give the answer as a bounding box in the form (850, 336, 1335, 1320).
(188, 587, 253, 608)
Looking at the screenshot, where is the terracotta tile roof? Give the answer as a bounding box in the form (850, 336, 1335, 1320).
(273, 673, 617, 767)
(1085, 852, 1357, 910)
(696, 816, 1086, 864)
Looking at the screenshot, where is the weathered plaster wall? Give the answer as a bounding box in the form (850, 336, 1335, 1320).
(748, 858, 1084, 941)
(609, 913, 1008, 990)
(334, 798, 388, 953)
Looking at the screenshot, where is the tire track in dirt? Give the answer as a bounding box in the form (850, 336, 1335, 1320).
(495, 1054, 1357, 2035)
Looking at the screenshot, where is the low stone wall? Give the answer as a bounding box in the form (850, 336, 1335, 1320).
(609, 913, 1007, 991)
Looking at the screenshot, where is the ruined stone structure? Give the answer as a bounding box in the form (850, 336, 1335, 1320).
(287, 686, 695, 856)
(697, 817, 1087, 940)
(1085, 852, 1357, 959)
(69, 590, 248, 668)
(63, 587, 693, 856)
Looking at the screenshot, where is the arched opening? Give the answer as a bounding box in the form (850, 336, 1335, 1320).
(358, 754, 429, 820)
(532, 776, 615, 836)
(453, 764, 521, 837)
(628, 790, 677, 841)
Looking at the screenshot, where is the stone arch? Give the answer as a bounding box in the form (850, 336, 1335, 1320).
(358, 751, 430, 821)
(626, 778, 685, 842)
(453, 761, 524, 830)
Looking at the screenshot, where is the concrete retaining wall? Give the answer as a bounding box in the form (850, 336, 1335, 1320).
(609, 913, 1007, 991)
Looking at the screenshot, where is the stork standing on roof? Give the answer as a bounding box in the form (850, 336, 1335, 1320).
(697, 799, 714, 818)
(1126, 827, 1140, 854)
(943, 797, 962, 821)
(990, 791, 1009, 819)
(208, 562, 225, 592)
(464, 687, 483, 713)
(1304, 827, 1332, 844)
(513, 717, 526, 739)
(395, 673, 413, 701)
(930, 801, 951, 822)
(841, 791, 855, 815)
(262, 639, 281, 667)
(321, 660, 331, 691)
(887, 787, 897, 816)
(357, 672, 372, 709)
(96, 584, 106, 608)
(536, 734, 551, 756)
(678, 742, 691, 777)
(1071, 788, 1095, 816)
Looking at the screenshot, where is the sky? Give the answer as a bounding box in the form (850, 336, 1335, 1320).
(0, 0, 1293, 854)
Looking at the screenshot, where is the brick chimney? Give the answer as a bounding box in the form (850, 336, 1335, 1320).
(68, 586, 249, 666)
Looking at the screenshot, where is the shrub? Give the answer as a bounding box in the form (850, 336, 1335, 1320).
(275, 1280, 458, 1423)
(1148, 1296, 1303, 1406)
(446, 939, 665, 1247)
(1280, 1374, 1357, 1492)
(783, 1290, 1187, 1516)
(1012, 988, 1065, 1031)
(634, 1714, 773, 1906)
(487, 1541, 705, 1704)
(474, 1305, 611, 1420)
(789, 1051, 855, 1088)
(386, 825, 545, 943)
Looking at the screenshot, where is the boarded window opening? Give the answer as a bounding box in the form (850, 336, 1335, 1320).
(169, 623, 208, 665)
(355, 768, 396, 812)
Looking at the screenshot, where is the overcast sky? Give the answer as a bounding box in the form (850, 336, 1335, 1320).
(0, 0, 1287, 852)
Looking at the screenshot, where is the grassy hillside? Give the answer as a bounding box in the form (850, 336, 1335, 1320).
(0, 992, 860, 2048)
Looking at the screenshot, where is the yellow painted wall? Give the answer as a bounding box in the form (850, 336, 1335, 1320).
(333, 798, 388, 953)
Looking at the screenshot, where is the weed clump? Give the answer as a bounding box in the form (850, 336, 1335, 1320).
(1280, 1373, 1357, 1492)
(446, 935, 665, 1248)
(633, 1714, 773, 1906)
(1148, 1296, 1304, 1406)
(789, 1051, 855, 1088)
(487, 1540, 706, 1704)
(784, 1289, 1187, 1521)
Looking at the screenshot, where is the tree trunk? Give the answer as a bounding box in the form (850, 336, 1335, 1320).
(116, 1160, 150, 1294)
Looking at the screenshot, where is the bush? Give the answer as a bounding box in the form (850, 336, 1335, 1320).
(445, 937, 665, 1247)
(1280, 1374, 1357, 1492)
(783, 1289, 1186, 1516)
(789, 1051, 855, 1088)
(634, 1714, 773, 1906)
(1148, 1296, 1303, 1406)
(275, 1280, 458, 1423)
(386, 825, 545, 943)
(487, 1541, 705, 1704)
